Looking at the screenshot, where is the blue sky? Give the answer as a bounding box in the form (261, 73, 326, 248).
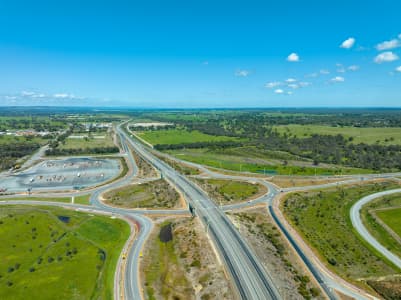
(0, 0, 401, 107)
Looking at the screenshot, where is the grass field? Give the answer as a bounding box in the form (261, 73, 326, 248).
(273, 124, 401, 145)
(137, 128, 240, 146)
(59, 133, 115, 150)
(193, 179, 265, 204)
(0, 206, 129, 300)
(361, 193, 401, 259)
(0, 195, 90, 205)
(103, 179, 180, 208)
(377, 208, 401, 239)
(0, 116, 67, 131)
(168, 148, 372, 176)
(0, 135, 49, 146)
(282, 181, 401, 294)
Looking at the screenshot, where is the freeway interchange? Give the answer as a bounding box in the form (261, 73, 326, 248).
(1, 122, 401, 300)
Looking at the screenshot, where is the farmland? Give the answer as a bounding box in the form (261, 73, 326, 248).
(273, 125, 401, 145)
(137, 128, 241, 146)
(0, 206, 129, 300)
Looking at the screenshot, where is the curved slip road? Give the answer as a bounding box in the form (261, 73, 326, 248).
(120, 124, 281, 300)
(156, 152, 383, 299)
(350, 188, 401, 270)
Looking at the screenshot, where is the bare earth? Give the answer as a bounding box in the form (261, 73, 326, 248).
(228, 208, 324, 300)
(141, 217, 235, 300)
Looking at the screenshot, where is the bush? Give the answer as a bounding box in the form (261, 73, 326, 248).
(328, 258, 337, 266)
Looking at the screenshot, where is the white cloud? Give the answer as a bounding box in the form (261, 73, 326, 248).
(53, 93, 70, 98)
(320, 69, 330, 75)
(348, 65, 360, 71)
(340, 37, 355, 49)
(376, 39, 401, 51)
(299, 81, 311, 87)
(287, 53, 300, 62)
(287, 91, 293, 95)
(287, 84, 299, 89)
(21, 91, 47, 98)
(374, 51, 399, 63)
(32, 93, 46, 98)
(274, 89, 285, 94)
(285, 78, 297, 83)
(265, 81, 282, 88)
(337, 67, 346, 73)
(235, 69, 250, 77)
(21, 91, 35, 96)
(306, 72, 318, 78)
(396, 66, 401, 72)
(331, 76, 345, 83)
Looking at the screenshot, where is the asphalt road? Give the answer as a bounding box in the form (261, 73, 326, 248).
(3, 122, 400, 300)
(120, 125, 281, 300)
(350, 188, 401, 270)
(150, 148, 388, 299)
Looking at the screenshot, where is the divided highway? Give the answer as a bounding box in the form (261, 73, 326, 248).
(6, 122, 401, 300)
(119, 124, 281, 300)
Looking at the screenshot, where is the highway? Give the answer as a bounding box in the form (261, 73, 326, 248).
(150, 148, 392, 300)
(3, 122, 401, 300)
(119, 124, 281, 299)
(350, 188, 401, 270)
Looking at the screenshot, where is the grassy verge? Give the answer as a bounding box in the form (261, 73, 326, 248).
(282, 181, 401, 295)
(377, 208, 401, 237)
(192, 178, 265, 204)
(0, 195, 90, 205)
(0, 206, 129, 300)
(361, 193, 401, 259)
(167, 148, 372, 176)
(270, 176, 346, 188)
(103, 179, 180, 209)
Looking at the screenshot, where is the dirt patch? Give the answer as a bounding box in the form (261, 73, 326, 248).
(141, 217, 234, 300)
(228, 208, 324, 299)
(367, 276, 401, 300)
(103, 179, 180, 209)
(132, 149, 158, 178)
